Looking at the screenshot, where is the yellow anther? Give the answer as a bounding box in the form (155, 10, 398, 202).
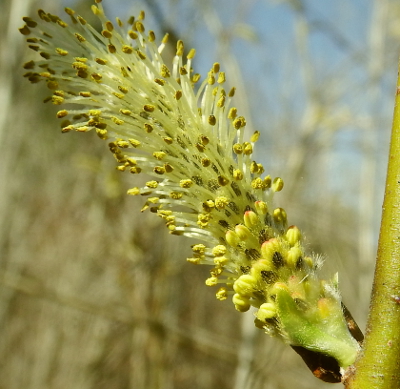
(251, 131, 260, 143)
(255, 201, 268, 214)
(187, 257, 201, 264)
(79, 91, 91, 97)
(217, 72, 226, 84)
(217, 95, 225, 108)
(153, 151, 166, 160)
(214, 196, 229, 209)
(218, 176, 229, 186)
(91, 5, 100, 15)
(128, 30, 138, 40)
(192, 73, 201, 83)
(74, 32, 86, 43)
(144, 123, 153, 133)
(116, 110, 130, 117)
(226, 230, 240, 247)
(111, 116, 124, 125)
(91, 73, 102, 81)
(256, 303, 277, 321)
(170, 192, 183, 199)
(39, 50, 50, 59)
(212, 245, 227, 257)
(127, 187, 140, 195)
(174, 90, 182, 100)
(96, 129, 108, 139)
(216, 287, 228, 301)
(113, 92, 125, 99)
(146, 181, 158, 188)
(205, 276, 218, 286)
(232, 143, 243, 154)
(201, 158, 211, 167)
(243, 142, 253, 155)
(286, 225, 301, 246)
(52, 95, 64, 105)
(135, 21, 145, 33)
(261, 238, 281, 260)
(233, 169, 243, 180)
(162, 33, 169, 44)
(196, 143, 205, 152)
(116, 140, 129, 148)
(207, 74, 215, 85)
(148, 30, 156, 42)
(200, 135, 210, 145)
(304, 256, 314, 268)
(62, 125, 74, 133)
(287, 246, 303, 268)
(23, 60, 35, 69)
(154, 78, 166, 86)
(250, 161, 259, 174)
(137, 49, 146, 59)
(202, 199, 215, 212)
(77, 16, 87, 25)
(208, 115, 216, 126)
(228, 107, 237, 119)
(192, 244, 206, 254)
(164, 163, 174, 173)
(187, 48, 196, 59)
(235, 225, 252, 241)
(122, 45, 133, 54)
(233, 116, 246, 129)
(101, 30, 112, 39)
(143, 104, 155, 112)
(244, 211, 259, 228)
(197, 213, 212, 228)
(180, 179, 193, 188)
(214, 256, 228, 266)
(105, 20, 114, 31)
(56, 110, 68, 118)
(251, 177, 264, 190)
(95, 57, 107, 65)
(233, 274, 257, 296)
(64, 7, 75, 15)
(130, 167, 142, 174)
(263, 175, 272, 189)
(232, 293, 251, 312)
(75, 57, 88, 63)
(251, 259, 275, 277)
(154, 166, 165, 175)
(55, 48, 68, 56)
(228, 87, 236, 97)
(88, 110, 101, 117)
(272, 177, 284, 192)
(273, 207, 287, 224)
(176, 40, 184, 56)
(212, 62, 220, 73)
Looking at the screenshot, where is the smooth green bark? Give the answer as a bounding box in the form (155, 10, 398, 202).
(346, 61, 400, 389)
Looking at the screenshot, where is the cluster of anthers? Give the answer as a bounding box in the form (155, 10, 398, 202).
(20, 0, 360, 365)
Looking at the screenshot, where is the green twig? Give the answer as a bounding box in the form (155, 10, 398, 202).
(345, 61, 400, 388)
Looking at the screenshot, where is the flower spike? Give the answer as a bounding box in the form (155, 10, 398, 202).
(20, 1, 361, 381)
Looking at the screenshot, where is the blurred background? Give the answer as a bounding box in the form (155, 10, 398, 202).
(1, 0, 398, 387)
